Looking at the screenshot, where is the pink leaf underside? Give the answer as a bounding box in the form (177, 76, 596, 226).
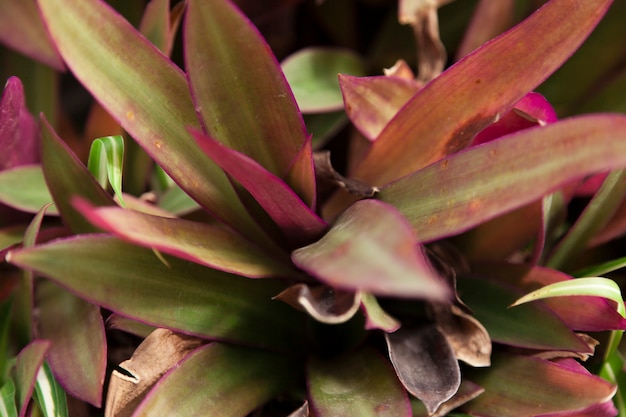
(339, 75, 422, 141)
(473, 263, 626, 332)
(379, 114, 626, 243)
(0, 77, 39, 170)
(292, 199, 450, 300)
(73, 198, 294, 278)
(0, 0, 64, 70)
(350, 0, 613, 187)
(463, 354, 617, 417)
(190, 129, 327, 247)
(184, 0, 315, 206)
(472, 91, 558, 145)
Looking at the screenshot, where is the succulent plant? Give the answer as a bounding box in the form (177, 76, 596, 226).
(3, 0, 626, 416)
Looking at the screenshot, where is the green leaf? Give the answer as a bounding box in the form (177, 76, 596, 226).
(36, 0, 270, 244)
(184, 0, 315, 206)
(282, 47, 366, 113)
(350, 0, 613, 186)
(360, 293, 400, 332)
(138, 0, 183, 56)
(35, 280, 106, 407)
(292, 200, 450, 300)
(14, 340, 50, 415)
(379, 115, 626, 243)
(308, 348, 410, 417)
(457, 277, 591, 352)
(33, 362, 68, 417)
(0, 300, 12, 384)
(74, 199, 294, 278)
(156, 184, 200, 216)
(7, 235, 305, 351)
(0, 379, 18, 417)
(133, 343, 299, 416)
(0, 166, 57, 215)
(575, 256, 626, 278)
(87, 135, 126, 207)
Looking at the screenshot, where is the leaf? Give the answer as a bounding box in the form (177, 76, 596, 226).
(282, 47, 366, 113)
(106, 314, 156, 339)
(132, 343, 299, 417)
(411, 380, 484, 417)
(184, 0, 315, 205)
(339, 75, 421, 141)
(138, 0, 183, 56)
(87, 135, 126, 207)
(350, 0, 613, 186)
(360, 293, 401, 332)
(7, 235, 305, 351)
(40, 117, 115, 233)
(105, 329, 203, 417)
(34, 280, 106, 407)
(0, 77, 39, 170)
(73, 198, 294, 278)
(385, 324, 460, 414)
(463, 354, 617, 417)
(292, 200, 450, 299)
(274, 284, 361, 324)
(14, 340, 50, 417)
(191, 129, 328, 246)
(0, 166, 57, 215)
(379, 114, 626, 243)
(0, 379, 18, 417)
(0, 1, 64, 70)
(37, 0, 269, 243)
(457, 277, 592, 352)
(33, 362, 68, 417)
(308, 348, 411, 417)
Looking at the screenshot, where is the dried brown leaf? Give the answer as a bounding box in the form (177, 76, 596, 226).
(274, 284, 360, 324)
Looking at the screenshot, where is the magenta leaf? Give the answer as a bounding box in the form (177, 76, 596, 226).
(191, 129, 327, 246)
(73, 198, 294, 278)
(133, 343, 299, 416)
(379, 115, 626, 243)
(184, 0, 315, 206)
(349, 0, 613, 186)
(307, 348, 411, 417)
(292, 200, 450, 299)
(7, 235, 306, 351)
(34, 280, 106, 407)
(0, 77, 38, 170)
(385, 324, 460, 415)
(463, 354, 617, 417)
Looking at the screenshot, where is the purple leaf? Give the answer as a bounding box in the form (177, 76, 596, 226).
(191, 129, 327, 246)
(73, 198, 294, 278)
(379, 115, 626, 243)
(411, 380, 484, 417)
(350, 0, 613, 187)
(308, 348, 411, 417)
(0, 77, 38, 170)
(385, 324, 460, 415)
(292, 200, 450, 300)
(184, 0, 315, 206)
(35, 280, 106, 407)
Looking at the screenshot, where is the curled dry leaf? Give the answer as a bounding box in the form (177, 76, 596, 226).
(413, 380, 485, 417)
(287, 401, 309, 417)
(313, 151, 379, 197)
(105, 328, 203, 417)
(385, 324, 460, 415)
(273, 284, 361, 324)
(532, 333, 599, 362)
(429, 302, 491, 367)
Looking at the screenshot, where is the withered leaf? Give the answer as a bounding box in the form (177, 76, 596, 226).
(313, 151, 379, 197)
(385, 324, 461, 414)
(287, 401, 309, 417)
(429, 302, 491, 367)
(105, 328, 203, 417)
(274, 284, 361, 324)
(413, 380, 485, 417)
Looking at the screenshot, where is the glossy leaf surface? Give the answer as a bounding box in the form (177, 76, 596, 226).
(191, 129, 327, 246)
(133, 343, 299, 417)
(457, 277, 591, 352)
(351, 0, 612, 186)
(308, 348, 410, 417)
(8, 236, 305, 350)
(0, 166, 57, 215)
(185, 0, 315, 204)
(292, 200, 449, 299)
(282, 48, 366, 113)
(464, 355, 617, 417)
(37, 0, 267, 242)
(379, 115, 626, 243)
(74, 199, 294, 278)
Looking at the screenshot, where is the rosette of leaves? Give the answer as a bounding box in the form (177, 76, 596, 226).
(5, 0, 626, 416)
